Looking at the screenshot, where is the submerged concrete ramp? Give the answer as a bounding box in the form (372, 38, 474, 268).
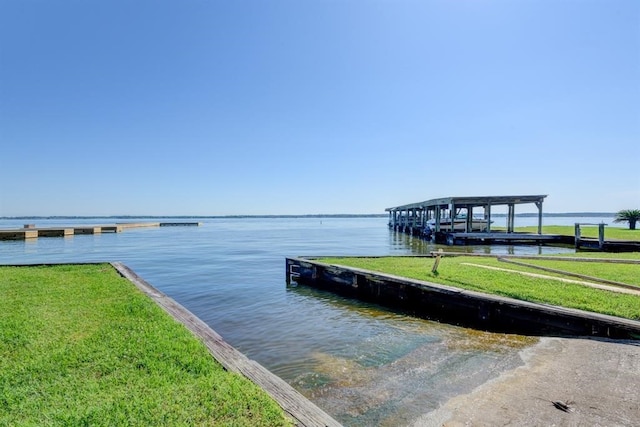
(419, 337, 640, 426)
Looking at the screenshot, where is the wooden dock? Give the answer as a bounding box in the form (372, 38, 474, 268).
(444, 231, 573, 246)
(387, 195, 547, 237)
(385, 195, 638, 251)
(0, 222, 201, 241)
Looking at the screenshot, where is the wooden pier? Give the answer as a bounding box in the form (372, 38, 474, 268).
(385, 194, 573, 246)
(386, 195, 546, 240)
(0, 222, 201, 241)
(385, 196, 638, 251)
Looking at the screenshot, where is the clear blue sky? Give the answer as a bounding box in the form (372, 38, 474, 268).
(1, 0, 638, 216)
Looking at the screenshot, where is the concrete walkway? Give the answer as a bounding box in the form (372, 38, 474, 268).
(417, 337, 640, 426)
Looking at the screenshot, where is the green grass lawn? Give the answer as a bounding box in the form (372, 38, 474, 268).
(318, 254, 640, 321)
(503, 225, 640, 241)
(0, 264, 291, 427)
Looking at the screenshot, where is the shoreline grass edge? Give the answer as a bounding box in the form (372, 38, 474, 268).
(288, 255, 640, 339)
(111, 262, 341, 427)
(0, 262, 340, 427)
(315, 254, 640, 321)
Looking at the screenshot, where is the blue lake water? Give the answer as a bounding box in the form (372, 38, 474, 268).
(0, 215, 619, 425)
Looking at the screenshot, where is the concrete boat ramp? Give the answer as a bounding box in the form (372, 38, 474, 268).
(0, 222, 201, 240)
(287, 257, 640, 425)
(419, 336, 640, 427)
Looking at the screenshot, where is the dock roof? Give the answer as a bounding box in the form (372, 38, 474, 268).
(385, 195, 547, 211)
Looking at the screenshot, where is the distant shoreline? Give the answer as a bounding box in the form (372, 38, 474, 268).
(0, 212, 617, 220)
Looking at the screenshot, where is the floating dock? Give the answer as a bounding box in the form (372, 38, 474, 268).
(0, 222, 201, 241)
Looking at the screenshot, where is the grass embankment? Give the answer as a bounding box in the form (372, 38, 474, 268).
(318, 253, 640, 321)
(0, 264, 291, 427)
(507, 225, 640, 241)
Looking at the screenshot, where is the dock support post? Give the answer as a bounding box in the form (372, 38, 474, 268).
(507, 203, 515, 233)
(450, 203, 456, 232)
(598, 223, 605, 249)
(409, 208, 417, 236)
(404, 209, 409, 233)
(575, 223, 581, 249)
(536, 201, 543, 235)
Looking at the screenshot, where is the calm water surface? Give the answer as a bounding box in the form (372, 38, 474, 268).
(0, 216, 616, 425)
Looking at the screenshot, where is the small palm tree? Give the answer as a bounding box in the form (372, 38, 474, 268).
(613, 209, 640, 230)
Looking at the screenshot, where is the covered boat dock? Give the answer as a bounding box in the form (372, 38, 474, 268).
(385, 195, 568, 245)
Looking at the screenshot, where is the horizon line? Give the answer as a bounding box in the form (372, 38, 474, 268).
(0, 212, 619, 220)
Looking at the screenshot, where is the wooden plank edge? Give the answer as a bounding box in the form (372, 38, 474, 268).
(111, 262, 341, 427)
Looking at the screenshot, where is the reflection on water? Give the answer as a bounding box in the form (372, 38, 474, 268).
(389, 230, 575, 256)
(283, 285, 537, 426)
(300, 333, 532, 427)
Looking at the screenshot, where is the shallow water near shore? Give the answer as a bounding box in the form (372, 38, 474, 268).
(0, 216, 614, 425)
